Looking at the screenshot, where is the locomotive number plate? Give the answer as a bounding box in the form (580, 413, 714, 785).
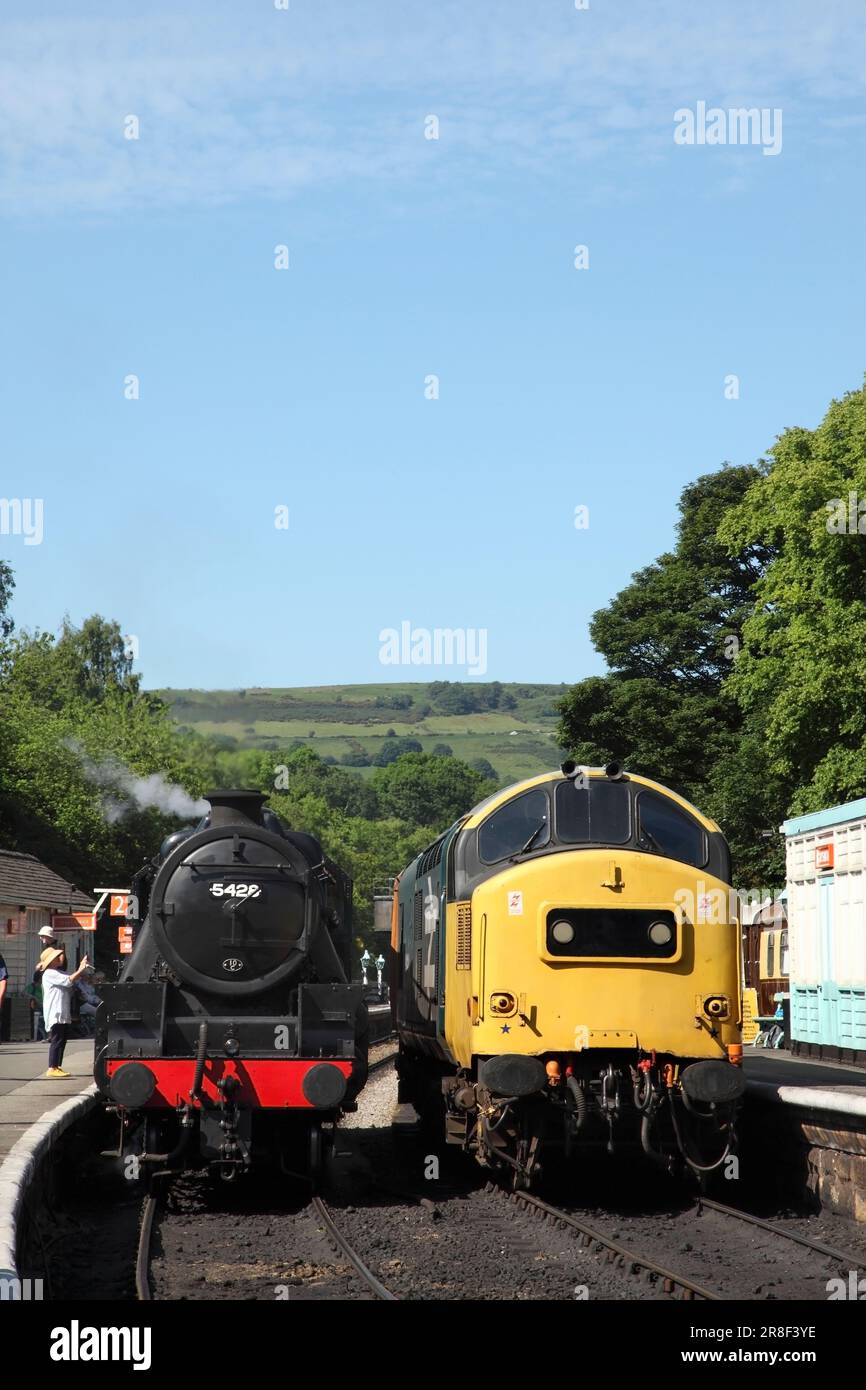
(209, 882, 263, 899)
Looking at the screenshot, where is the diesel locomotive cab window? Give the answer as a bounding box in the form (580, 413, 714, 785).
(555, 778, 630, 844)
(637, 791, 706, 868)
(478, 789, 550, 864)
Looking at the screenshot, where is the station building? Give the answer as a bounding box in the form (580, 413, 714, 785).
(0, 849, 94, 1039)
(784, 796, 866, 1065)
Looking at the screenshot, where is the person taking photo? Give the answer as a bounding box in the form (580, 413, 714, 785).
(38, 945, 90, 1078)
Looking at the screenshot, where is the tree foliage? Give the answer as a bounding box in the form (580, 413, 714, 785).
(718, 382, 866, 812)
(0, 609, 499, 944)
(557, 463, 782, 881)
(557, 385, 866, 883)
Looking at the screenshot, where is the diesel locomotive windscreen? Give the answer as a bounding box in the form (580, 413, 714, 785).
(554, 779, 630, 844)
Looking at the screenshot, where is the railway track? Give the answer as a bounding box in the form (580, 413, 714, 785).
(136, 1184, 398, 1301)
(309, 1195, 397, 1300)
(134, 1052, 864, 1304)
(697, 1195, 866, 1278)
(135, 1191, 159, 1301)
(507, 1185, 866, 1301)
(367, 1048, 396, 1078)
(134, 1059, 400, 1304)
(494, 1184, 721, 1301)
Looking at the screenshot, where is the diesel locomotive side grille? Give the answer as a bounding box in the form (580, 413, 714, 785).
(455, 902, 472, 970)
(413, 890, 423, 942)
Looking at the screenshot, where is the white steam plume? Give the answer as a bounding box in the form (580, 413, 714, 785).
(66, 741, 209, 824)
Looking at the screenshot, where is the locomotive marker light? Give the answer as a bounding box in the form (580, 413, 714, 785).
(648, 920, 673, 946)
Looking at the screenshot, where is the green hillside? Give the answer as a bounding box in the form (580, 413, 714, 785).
(156, 682, 568, 785)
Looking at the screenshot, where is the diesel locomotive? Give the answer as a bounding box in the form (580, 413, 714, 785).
(392, 763, 745, 1188)
(94, 790, 368, 1180)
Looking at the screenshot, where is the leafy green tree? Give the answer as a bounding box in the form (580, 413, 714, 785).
(427, 682, 478, 715)
(0, 560, 14, 641)
(558, 465, 770, 794)
(372, 753, 488, 829)
(373, 736, 423, 767)
(5, 616, 140, 711)
(469, 757, 498, 781)
(718, 381, 866, 813)
(557, 462, 779, 880)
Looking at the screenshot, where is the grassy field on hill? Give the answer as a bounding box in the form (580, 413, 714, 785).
(157, 682, 568, 785)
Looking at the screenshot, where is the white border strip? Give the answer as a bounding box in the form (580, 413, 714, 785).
(0, 1084, 98, 1282)
(747, 1078, 866, 1120)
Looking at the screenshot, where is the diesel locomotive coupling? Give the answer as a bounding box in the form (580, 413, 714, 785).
(94, 789, 368, 1180)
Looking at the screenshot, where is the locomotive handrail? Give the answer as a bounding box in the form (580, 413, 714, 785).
(180, 861, 299, 873)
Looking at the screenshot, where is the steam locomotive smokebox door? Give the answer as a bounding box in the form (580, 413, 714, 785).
(299, 984, 364, 1058)
(103, 982, 167, 1059)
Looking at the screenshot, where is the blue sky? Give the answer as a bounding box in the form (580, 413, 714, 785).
(1, 1, 864, 689)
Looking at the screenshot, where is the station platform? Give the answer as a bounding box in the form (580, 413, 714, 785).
(741, 1044, 866, 1221)
(0, 1040, 97, 1285)
(743, 1045, 866, 1116)
(0, 1040, 94, 1162)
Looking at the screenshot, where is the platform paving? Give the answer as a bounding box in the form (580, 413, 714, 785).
(0, 1040, 94, 1161)
(743, 1045, 866, 1097)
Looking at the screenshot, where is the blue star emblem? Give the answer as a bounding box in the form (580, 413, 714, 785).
(501, 1023, 510, 1034)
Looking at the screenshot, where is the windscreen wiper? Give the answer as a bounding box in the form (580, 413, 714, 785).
(512, 819, 548, 859)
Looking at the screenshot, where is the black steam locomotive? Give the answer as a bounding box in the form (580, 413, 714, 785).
(94, 790, 368, 1180)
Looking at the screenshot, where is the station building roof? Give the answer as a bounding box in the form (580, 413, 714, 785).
(0, 849, 94, 911)
(782, 797, 866, 837)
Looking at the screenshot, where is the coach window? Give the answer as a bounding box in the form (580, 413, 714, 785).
(478, 789, 550, 864)
(637, 791, 706, 868)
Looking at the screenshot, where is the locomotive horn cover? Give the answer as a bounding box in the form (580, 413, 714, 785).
(147, 797, 322, 997)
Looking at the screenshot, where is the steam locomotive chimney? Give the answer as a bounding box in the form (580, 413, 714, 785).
(206, 789, 267, 827)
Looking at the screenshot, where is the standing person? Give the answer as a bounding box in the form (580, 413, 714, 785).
(38, 946, 90, 1078)
(0, 952, 8, 1044)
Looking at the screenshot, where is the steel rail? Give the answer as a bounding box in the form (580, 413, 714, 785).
(501, 1186, 722, 1301)
(698, 1196, 866, 1270)
(135, 1192, 158, 1301)
(311, 1194, 399, 1301)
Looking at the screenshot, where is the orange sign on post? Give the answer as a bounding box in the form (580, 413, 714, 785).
(111, 894, 129, 917)
(51, 912, 96, 932)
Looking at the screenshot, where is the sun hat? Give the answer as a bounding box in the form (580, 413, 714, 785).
(38, 946, 65, 971)
(37, 926, 57, 938)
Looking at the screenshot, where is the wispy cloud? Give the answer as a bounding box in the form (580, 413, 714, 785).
(0, 1, 864, 214)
